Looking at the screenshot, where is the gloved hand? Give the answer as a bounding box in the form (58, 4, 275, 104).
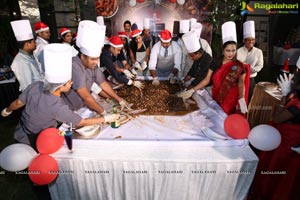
(168, 73, 175, 84)
(277, 73, 294, 96)
(141, 61, 147, 70)
(152, 77, 160, 85)
(177, 88, 195, 99)
(90, 82, 102, 94)
(130, 68, 138, 76)
(1, 108, 12, 117)
(119, 99, 132, 111)
(238, 98, 248, 114)
(134, 62, 143, 71)
(123, 69, 135, 79)
(133, 81, 145, 89)
(104, 114, 120, 123)
(291, 146, 300, 154)
(100, 110, 107, 116)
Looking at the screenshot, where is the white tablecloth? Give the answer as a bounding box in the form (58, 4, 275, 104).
(273, 46, 300, 65)
(50, 90, 258, 200)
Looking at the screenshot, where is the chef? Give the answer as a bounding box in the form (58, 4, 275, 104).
(63, 21, 131, 115)
(177, 31, 213, 99)
(237, 20, 263, 102)
(148, 29, 182, 85)
(1, 43, 119, 148)
(100, 35, 144, 89)
(10, 19, 44, 91)
(34, 21, 50, 71)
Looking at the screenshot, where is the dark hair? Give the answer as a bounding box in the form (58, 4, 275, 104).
(60, 31, 72, 43)
(17, 38, 34, 49)
(124, 20, 131, 27)
(222, 41, 237, 49)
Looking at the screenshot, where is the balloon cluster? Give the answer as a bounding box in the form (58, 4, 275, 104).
(224, 114, 281, 151)
(0, 128, 64, 185)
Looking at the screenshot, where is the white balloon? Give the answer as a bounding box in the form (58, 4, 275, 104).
(248, 125, 281, 151)
(0, 143, 38, 172)
(129, 0, 136, 7)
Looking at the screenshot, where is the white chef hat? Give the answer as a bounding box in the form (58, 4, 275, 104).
(97, 16, 104, 26)
(182, 31, 201, 53)
(243, 20, 255, 39)
(143, 18, 151, 29)
(189, 18, 197, 30)
(191, 22, 202, 39)
(77, 20, 105, 57)
(10, 20, 34, 41)
(297, 56, 300, 69)
(44, 43, 72, 84)
(76, 20, 90, 48)
(179, 20, 190, 34)
(221, 21, 237, 44)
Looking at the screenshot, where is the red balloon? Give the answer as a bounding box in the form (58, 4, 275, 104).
(137, 0, 144, 2)
(169, 0, 176, 3)
(36, 128, 64, 154)
(224, 114, 250, 139)
(28, 154, 59, 185)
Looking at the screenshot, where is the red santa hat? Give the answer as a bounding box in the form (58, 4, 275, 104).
(59, 27, 71, 37)
(109, 36, 123, 48)
(118, 32, 127, 38)
(281, 58, 290, 73)
(159, 30, 172, 43)
(130, 29, 142, 38)
(34, 22, 49, 33)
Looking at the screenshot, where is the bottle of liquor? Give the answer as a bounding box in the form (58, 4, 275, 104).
(111, 104, 120, 128)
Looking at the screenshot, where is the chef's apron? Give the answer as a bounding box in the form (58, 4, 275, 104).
(135, 43, 147, 76)
(156, 45, 175, 77)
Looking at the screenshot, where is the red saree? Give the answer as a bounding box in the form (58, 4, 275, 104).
(249, 98, 300, 200)
(212, 60, 250, 115)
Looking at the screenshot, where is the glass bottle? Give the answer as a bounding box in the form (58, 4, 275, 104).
(110, 104, 120, 128)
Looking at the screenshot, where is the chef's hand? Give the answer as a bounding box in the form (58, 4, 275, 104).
(277, 73, 294, 96)
(133, 81, 144, 89)
(123, 69, 135, 79)
(100, 110, 107, 116)
(177, 88, 195, 99)
(130, 68, 138, 77)
(104, 114, 120, 123)
(134, 62, 143, 71)
(238, 98, 248, 114)
(1, 108, 12, 117)
(119, 99, 132, 111)
(168, 73, 175, 84)
(152, 77, 160, 85)
(141, 61, 147, 70)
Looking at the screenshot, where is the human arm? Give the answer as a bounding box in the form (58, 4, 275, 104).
(237, 73, 248, 113)
(76, 87, 105, 115)
(1, 99, 25, 117)
(193, 69, 213, 91)
(251, 49, 264, 74)
(173, 42, 182, 73)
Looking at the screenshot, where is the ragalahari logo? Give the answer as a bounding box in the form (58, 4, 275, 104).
(240, 1, 254, 16)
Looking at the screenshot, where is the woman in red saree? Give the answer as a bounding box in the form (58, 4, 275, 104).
(211, 41, 250, 115)
(249, 75, 300, 200)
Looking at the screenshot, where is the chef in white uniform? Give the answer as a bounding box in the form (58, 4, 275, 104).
(148, 29, 182, 85)
(10, 20, 44, 91)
